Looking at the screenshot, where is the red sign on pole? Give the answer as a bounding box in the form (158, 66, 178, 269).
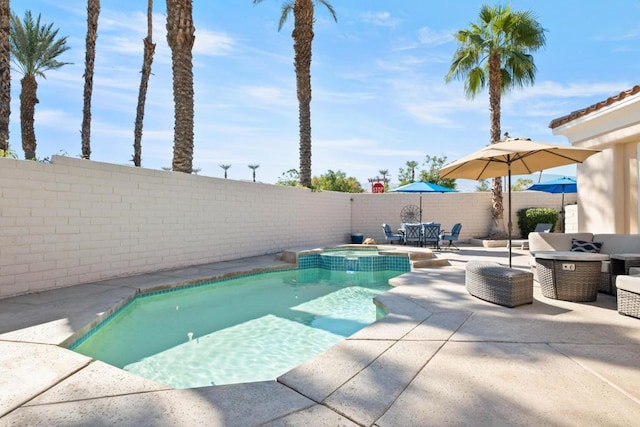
(372, 182, 385, 193)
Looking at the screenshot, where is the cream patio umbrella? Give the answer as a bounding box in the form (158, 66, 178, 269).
(438, 138, 600, 267)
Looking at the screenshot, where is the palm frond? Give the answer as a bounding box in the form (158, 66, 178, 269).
(10, 11, 70, 78)
(317, 0, 337, 22)
(277, 2, 294, 31)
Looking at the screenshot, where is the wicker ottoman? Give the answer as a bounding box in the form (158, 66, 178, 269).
(465, 262, 534, 308)
(616, 275, 640, 319)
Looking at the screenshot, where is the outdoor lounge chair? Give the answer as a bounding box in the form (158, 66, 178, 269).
(440, 223, 462, 250)
(382, 223, 403, 244)
(534, 223, 553, 233)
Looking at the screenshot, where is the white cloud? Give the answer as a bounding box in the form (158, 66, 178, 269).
(35, 109, 78, 130)
(509, 81, 631, 101)
(193, 29, 236, 57)
(361, 11, 400, 28)
(417, 27, 453, 46)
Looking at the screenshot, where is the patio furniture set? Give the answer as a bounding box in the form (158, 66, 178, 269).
(382, 223, 462, 250)
(466, 231, 640, 318)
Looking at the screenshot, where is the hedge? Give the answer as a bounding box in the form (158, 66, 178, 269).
(517, 207, 558, 238)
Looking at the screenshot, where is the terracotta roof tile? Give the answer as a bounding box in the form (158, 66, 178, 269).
(549, 85, 640, 129)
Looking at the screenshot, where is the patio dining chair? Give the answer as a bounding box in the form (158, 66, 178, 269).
(403, 223, 422, 246)
(422, 223, 441, 250)
(440, 223, 462, 250)
(382, 223, 403, 244)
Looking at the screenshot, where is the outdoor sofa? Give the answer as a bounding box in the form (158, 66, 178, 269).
(528, 232, 640, 294)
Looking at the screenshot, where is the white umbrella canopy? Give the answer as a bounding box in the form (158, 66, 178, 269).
(438, 138, 600, 267)
(438, 139, 600, 180)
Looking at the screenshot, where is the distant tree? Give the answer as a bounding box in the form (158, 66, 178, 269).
(166, 0, 195, 173)
(277, 168, 301, 187)
(475, 179, 491, 192)
(446, 4, 546, 238)
(133, 0, 155, 167)
(253, 0, 337, 188)
(0, 0, 10, 152)
(419, 155, 456, 189)
(511, 177, 533, 191)
(378, 168, 390, 190)
(248, 163, 260, 182)
(10, 11, 71, 160)
(312, 169, 364, 193)
(406, 160, 418, 182)
(398, 160, 418, 185)
(81, 0, 99, 160)
(220, 164, 231, 179)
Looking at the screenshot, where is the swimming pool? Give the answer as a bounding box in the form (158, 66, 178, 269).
(71, 268, 399, 389)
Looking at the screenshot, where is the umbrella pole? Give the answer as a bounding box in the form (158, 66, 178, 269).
(508, 165, 512, 268)
(560, 191, 566, 233)
(419, 195, 422, 222)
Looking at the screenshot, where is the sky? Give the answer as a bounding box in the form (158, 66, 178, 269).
(6, 0, 640, 190)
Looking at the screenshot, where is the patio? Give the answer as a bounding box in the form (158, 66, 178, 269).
(1, 243, 639, 426)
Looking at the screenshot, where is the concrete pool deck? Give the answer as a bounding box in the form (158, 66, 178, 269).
(1, 244, 639, 426)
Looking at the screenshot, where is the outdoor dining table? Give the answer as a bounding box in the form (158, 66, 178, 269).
(534, 251, 609, 302)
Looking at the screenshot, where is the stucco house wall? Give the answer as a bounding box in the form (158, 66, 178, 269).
(551, 86, 640, 234)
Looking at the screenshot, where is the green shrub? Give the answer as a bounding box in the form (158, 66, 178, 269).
(517, 207, 558, 238)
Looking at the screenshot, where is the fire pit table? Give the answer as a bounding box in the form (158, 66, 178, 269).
(534, 251, 609, 302)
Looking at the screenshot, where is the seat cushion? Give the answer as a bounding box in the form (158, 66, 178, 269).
(594, 234, 640, 254)
(528, 232, 594, 252)
(616, 275, 640, 293)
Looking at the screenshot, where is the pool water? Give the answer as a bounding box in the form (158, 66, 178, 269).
(72, 268, 396, 389)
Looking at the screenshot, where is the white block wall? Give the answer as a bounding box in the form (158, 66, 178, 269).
(353, 191, 576, 244)
(0, 156, 351, 297)
(0, 156, 574, 298)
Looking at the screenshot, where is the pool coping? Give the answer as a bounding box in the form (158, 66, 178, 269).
(2, 244, 640, 425)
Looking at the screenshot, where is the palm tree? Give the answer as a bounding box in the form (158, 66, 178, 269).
(378, 169, 389, 182)
(220, 164, 231, 178)
(81, 0, 100, 160)
(133, 0, 156, 167)
(165, 0, 195, 173)
(406, 160, 418, 183)
(10, 11, 70, 160)
(0, 0, 10, 152)
(446, 4, 545, 238)
(253, 0, 337, 188)
(248, 164, 260, 182)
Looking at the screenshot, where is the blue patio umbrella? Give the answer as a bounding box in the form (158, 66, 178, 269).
(390, 181, 456, 222)
(527, 176, 577, 212)
(528, 176, 577, 232)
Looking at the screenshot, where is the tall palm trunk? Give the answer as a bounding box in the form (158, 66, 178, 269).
(166, 0, 195, 173)
(0, 0, 10, 152)
(133, 0, 155, 167)
(293, 0, 314, 188)
(488, 51, 506, 238)
(81, 0, 100, 160)
(19, 75, 38, 160)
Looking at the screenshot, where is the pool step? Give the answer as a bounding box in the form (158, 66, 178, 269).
(411, 257, 450, 269)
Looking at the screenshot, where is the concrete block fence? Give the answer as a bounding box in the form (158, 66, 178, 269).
(0, 156, 574, 298)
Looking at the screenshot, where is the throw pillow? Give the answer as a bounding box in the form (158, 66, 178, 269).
(571, 239, 603, 253)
